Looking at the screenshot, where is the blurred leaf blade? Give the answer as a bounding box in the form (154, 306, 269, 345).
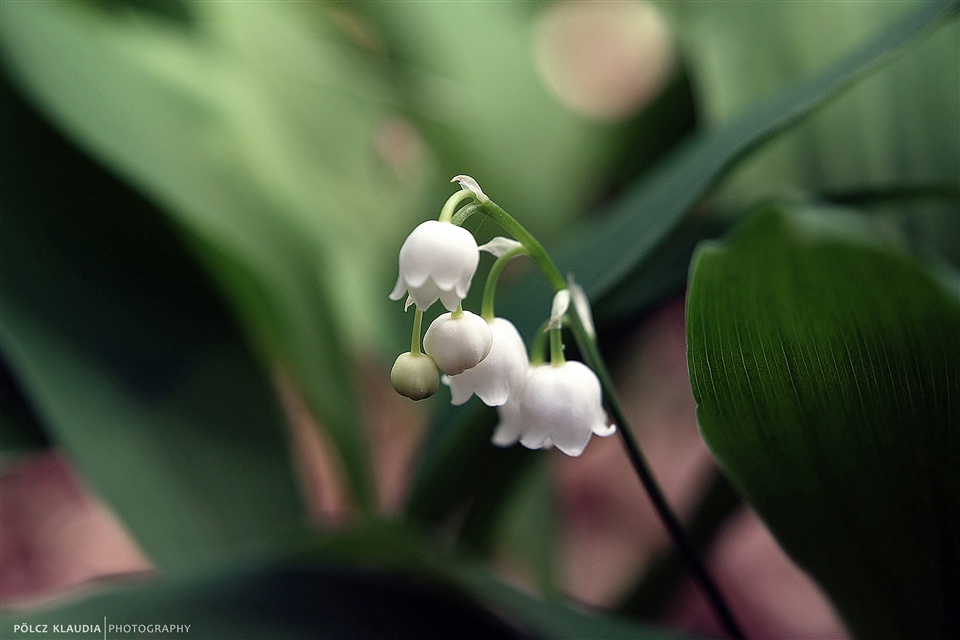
(0, 76, 306, 574)
(561, 0, 958, 303)
(448, 563, 700, 640)
(0, 358, 51, 461)
(0, 1, 383, 506)
(0, 562, 528, 640)
(686, 204, 960, 639)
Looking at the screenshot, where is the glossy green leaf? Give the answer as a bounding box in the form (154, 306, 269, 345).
(0, 1, 381, 505)
(0, 77, 305, 574)
(403, 0, 957, 535)
(687, 205, 960, 640)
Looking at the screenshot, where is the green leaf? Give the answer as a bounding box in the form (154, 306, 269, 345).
(0, 562, 527, 640)
(686, 204, 960, 639)
(449, 563, 700, 640)
(0, 77, 305, 575)
(560, 0, 958, 303)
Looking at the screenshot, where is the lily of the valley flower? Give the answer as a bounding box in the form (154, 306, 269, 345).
(492, 361, 615, 457)
(423, 310, 493, 375)
(443, 317, 528, 406)
(389, 220, 480, 311)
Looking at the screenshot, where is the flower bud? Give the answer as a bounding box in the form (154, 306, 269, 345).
(423, 311, 493, 375)
(390, 352, 440, 401)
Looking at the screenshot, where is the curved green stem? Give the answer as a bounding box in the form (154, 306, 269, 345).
(481, 245, 528, 321)
(410, 308, 424, 355)
(549, 327, 565, 365)
(529, 320, 551, 366)
(455, 202, 566, 292)
(439, 189, 475, 223)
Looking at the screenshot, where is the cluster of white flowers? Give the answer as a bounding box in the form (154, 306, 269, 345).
(389, 179, 615, 457)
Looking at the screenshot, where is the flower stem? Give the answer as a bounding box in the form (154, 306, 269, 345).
(549, 327, 565, 365)
(529, 321, 550, 366)
(462, 193, 745, 640)
(410, 308, 424, 355)
(481, 245, 527, 321)
(455, 201, 566, 291)
(439, 189, 475, 223)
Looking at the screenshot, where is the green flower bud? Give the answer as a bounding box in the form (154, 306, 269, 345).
(391, 352, 440, 401)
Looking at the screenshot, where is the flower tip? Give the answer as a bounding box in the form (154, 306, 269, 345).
(451, 174, 489, 202)
(549, 289, 571, 330)
(593, 422, 617, 437)
(567, 273, 596, 339)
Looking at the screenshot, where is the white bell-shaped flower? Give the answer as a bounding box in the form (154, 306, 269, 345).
(423, 310, 493, 375)
(492, 361, 615, 457)
(443, 318, 528, 406)
(389, 220, 479, 311)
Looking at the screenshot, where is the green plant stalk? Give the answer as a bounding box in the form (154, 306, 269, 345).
(454, 202, 565, 291)
(411, 308, 424, 355)
(481, 245, 528, 321)
(461, 196, 745, 640)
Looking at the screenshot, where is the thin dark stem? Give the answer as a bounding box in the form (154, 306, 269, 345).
(570, 315, 746, 640)
(462, 193, 744, 638)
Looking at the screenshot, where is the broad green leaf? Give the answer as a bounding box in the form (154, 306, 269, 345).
(0, 77, 305, 574)
(687, 205, 960, 640)
(449, 563, 699, 640)
(0, 1, 383, 505)
(0, 562, 527, 640)
(403, 0, 957, 535)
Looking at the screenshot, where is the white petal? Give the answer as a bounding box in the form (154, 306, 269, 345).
(409, 279, 440, 311)
(549, 289, 570, 330)
(389, 272, 407, 301)
(479, 237, 524, 257)
(443, 318, 529, 407)
(567, 274, 596, 339)
(427, 223, 479, 292)
(520, 361, 606, 458)
(437, 286, 463, 313)
(492, 399, 524, 446)
(451, 174, 489, 202)
(442, 374, 475, 406)
(593, 422, 617, 437)
(393, 221, 479, 311)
